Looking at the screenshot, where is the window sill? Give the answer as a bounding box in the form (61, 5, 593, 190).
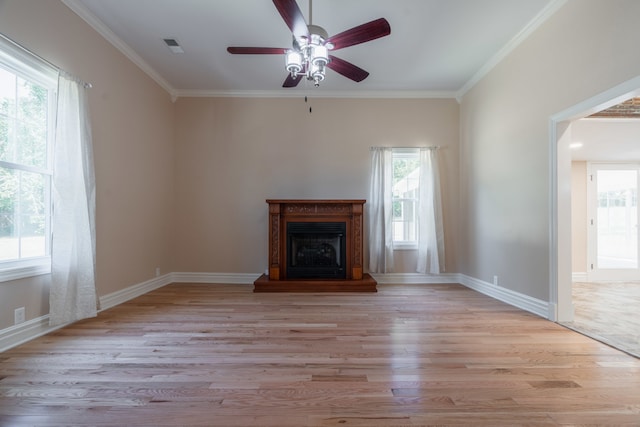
(393, 242, 418, 251)
(0, 258, 51, 283)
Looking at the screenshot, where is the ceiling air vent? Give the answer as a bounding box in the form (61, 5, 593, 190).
(163, 38, 184, 54)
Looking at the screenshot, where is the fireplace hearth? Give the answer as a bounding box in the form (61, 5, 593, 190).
(253, 199, 377, 292)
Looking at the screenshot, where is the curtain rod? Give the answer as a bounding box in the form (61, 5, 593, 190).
(0, 32, 93, 88)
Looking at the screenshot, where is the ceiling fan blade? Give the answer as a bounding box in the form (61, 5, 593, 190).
(327, 18, 391, 51)
(327, 55, 369, 82)
(227, 47, 287, 54)
(273, 0, 309, 40)
(283, 74, 302, 88)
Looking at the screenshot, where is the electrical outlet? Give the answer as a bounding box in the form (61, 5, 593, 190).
(14, 307, 25, 325)
(155, 267, 161, 277)
(493, 275, 498, 286)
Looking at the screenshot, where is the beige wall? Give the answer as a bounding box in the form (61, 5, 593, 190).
(0, 0, 176, 330)
(571, 161, 587, 273)
(459, 0, 640, 300)
(173, 97, 460, 274)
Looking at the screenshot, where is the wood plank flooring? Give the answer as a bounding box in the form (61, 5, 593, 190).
(1, 283, 640, 426)
(563, 281, 640, 358)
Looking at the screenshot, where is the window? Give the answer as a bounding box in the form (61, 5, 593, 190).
(0, 38, 57, 281)
(370, 146, 444, 273)
(392, 148, 420, 246)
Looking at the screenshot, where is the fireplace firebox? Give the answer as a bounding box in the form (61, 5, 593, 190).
(287, 222, 346, 279)
(253, 199, 377, 292)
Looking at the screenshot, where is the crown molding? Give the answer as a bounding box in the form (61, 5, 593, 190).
(60, 0, 455, 102)
(456, 0, 568, 101)
(174, 89, 457, 100)
(61, 0, 178, 101)
(62, 0, 564, 103)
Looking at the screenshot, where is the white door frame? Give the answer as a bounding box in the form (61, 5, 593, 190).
(549, 76, 640, 322)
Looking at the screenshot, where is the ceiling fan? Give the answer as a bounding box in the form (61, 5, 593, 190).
(227, 0, 391, 88)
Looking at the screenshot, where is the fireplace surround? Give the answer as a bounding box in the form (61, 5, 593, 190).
(253, 199, 377, 292)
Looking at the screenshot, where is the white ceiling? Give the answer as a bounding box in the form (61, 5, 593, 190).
(571, 119, 640, 162)
(63, 0, 561, 98)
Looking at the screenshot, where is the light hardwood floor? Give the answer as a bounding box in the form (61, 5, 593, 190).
(563, 281, 640, 358)
(1, 283, 640, 426)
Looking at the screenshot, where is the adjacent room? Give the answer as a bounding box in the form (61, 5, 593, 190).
(566, 109, 640, 358)
(1, 0, 639, 425)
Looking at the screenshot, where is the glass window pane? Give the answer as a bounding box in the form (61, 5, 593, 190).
(0, 67, 17, 164)
(0, 48, 53, 267)
(20, 214, 45, 258)
(0, 114, 10, 161)
(17, 77, 48, 168)
(20, 169, 46, 216)
(0, 67, 17, 116)
(19, 170, 47, 259)
(0, 167, 18, 261)
(596, 169, 638, 269)
(0, 230, 18, 260)
(0, 165, 49, 261)
(392, 152, 420, 243)
(18, 78, 47, 123)
(17, 120, 46, 168)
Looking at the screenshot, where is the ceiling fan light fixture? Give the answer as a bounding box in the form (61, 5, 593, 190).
(284, 37, 329, 85)
(309, 44, 328, 86)
(310, 62, 325, 87)
(311, 44, 328, 66)
(285, 50, 303, 77)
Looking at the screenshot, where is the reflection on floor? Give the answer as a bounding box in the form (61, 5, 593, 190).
(562, 281, 640, 358)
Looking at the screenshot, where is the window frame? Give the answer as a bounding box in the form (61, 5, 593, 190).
(0, 36, 57, 282)
(391, 148, 420, 250)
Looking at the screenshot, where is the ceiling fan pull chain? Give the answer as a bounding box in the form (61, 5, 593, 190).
(304, 95, 312, 114)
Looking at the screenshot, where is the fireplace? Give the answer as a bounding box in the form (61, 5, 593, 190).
(254, 199, 377, 292)
(287, 222, 346, 279)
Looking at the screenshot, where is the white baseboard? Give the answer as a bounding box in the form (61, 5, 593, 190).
(0, 315, 67, 353)
(1, 271, 551, 352)
(458, 274, 549, 319)
(370, 272, 459, 284)
(171, 272, 261, 284)
(99, 273, 173, 311)
(572, 272, 587, 282)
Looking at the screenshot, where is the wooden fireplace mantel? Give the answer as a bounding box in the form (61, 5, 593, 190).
(253, 199, 377, 292)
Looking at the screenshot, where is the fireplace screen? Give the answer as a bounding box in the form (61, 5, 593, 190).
(287, 222, 346, 279)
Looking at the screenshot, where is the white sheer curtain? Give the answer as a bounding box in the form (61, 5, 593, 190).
(49, 72, 98, 326)
(368, 147, 394, 273)
(417, 147, 445, 274)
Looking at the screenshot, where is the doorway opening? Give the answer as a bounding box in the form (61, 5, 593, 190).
(551, 76, 640, 357)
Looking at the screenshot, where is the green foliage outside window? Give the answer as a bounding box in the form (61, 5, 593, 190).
(392, 157, 419, 218)
(0, 68, 49, 255)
